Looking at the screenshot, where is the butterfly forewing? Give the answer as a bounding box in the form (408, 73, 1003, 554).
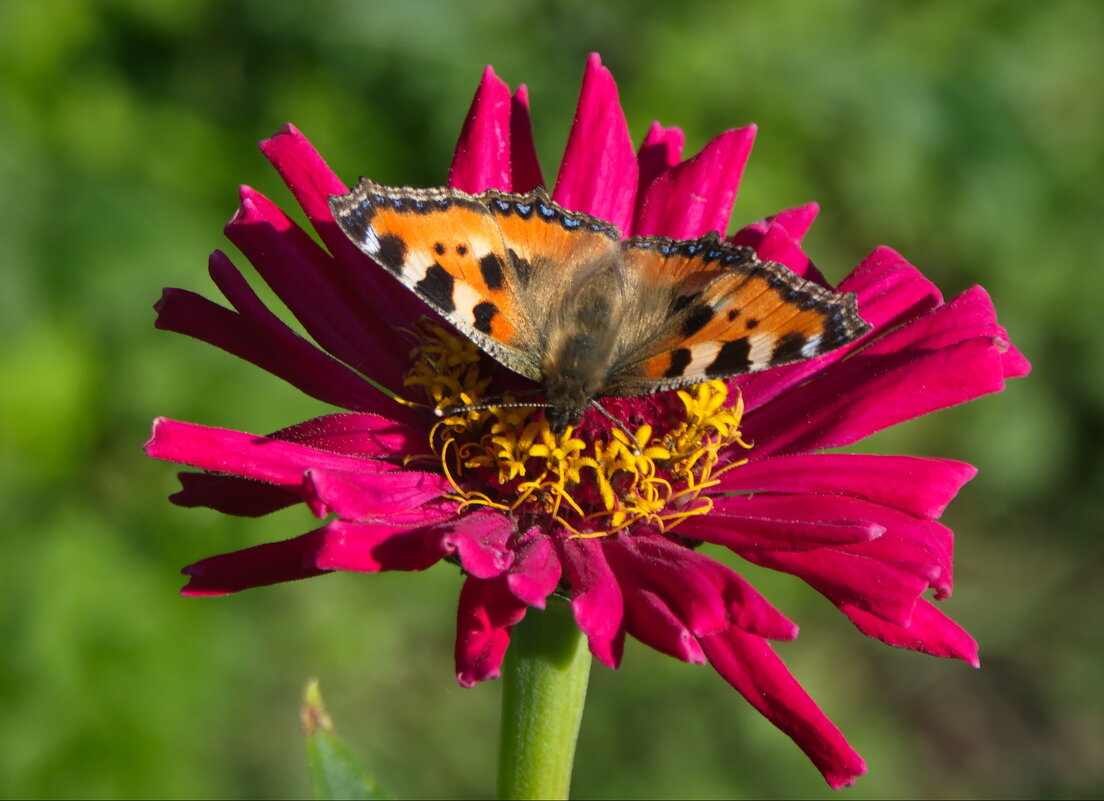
(330, 179, 542, 379)
(603, 235, 870, 395)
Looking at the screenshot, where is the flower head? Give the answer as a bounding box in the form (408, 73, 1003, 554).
(146, 54, 1029, 788)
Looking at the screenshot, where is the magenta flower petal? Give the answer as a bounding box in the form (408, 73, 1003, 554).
(713, 453, 977, 519)
(505, 529, 562, 609)
(509, 85, 544, 192)
(456, 575, 529, 688)
(302, 467, 449, 520)
(841, 599, 980, 667)
(622, 588, 707, 664)
(438, 511, 515, 579)
(171, 473, 300, 517)
(607, 534, 798, 641)
(145, 417, 408, 490)
(205, 251, 406, 418)
(736, 247, 944, 413)
(731, 218, 827, 284)
(224, 188, 411, 390)
(181, 528, 330, 597)
(552, 53, 637, 230)
(155, 277, 387, 416)
(635, 120, 685, 201)
(259, 124, 429, 328)
(315, 518, 450, 573)
(700, 628, 867, 790)
(556, 536, 625, 668)
(748, 332, 1011, 459)
(680, 514, 885, 551)
(268, 413, 425, 458)
(448, 65, 513, 194)
(633, 125, 756, 239)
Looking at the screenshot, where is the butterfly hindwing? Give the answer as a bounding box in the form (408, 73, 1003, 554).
(603, 235, 870, 395)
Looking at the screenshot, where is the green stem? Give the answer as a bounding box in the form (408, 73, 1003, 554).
(496, 599, 592, 801)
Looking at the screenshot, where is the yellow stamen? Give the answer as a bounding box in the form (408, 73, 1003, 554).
(404, 320, 752, 538)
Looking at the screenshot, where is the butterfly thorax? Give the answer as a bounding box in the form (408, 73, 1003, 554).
(542, 283, 623, 433)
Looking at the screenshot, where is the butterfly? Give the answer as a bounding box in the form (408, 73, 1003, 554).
(328, 179, 871, 433)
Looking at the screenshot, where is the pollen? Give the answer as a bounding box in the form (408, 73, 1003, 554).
(404, 320, 751, 537)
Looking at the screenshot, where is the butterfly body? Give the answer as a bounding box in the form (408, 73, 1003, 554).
(329, 179, 871, 432)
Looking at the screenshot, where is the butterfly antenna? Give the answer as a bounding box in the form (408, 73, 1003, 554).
(434, 399, 552, 418)
(588, 400, 642, 455)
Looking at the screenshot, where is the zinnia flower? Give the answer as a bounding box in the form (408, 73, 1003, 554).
(146, 54, 1030, 789)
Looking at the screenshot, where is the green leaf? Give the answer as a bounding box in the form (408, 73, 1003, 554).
(302, 679, 391, 800)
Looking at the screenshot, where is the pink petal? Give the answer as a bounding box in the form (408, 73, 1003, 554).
(258, 124, 428, 327)
(767, 203, 820, 242)
(633, 126, 756, 239)
(438, 511, 515, 579)
(555, 536, 625, 668)
(622, 588, 706, 664)
(455, 575, 528, 687)
(505, 529, 562, 609)
(713, 453, 977, 519)
(314, 518, 450, 573)
(205, 251, 408, 419)
(509, 85, 544, 192)
(841, 599, 980, 667)
(552, 53, 637, 232)
(145, 418, 405, 489)
(635, 121, 684, 201)
(171, 472, 300, 517)
(225, 189, 413, 389)
(700, 627, 867, 789)
(181, 528, 330, 596)
(679, 514, 884, 551)
(741, 547, 931, 627)
(302, 467, 449, 520)
(730, 219, 827, 284)
(738, 246, 943, 413)
(271, 413, 424, 459)
(154, 282, 388, 416)
(448, 65, 513, 194)
(746, 334, 1011, 459)
(607, 534, 798, 641)
(712, 493, 952, 599)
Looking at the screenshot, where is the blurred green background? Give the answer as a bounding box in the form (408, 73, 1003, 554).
(1, 0, 1100, 798)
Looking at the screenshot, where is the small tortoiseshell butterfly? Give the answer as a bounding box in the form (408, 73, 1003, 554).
(329, 179, 871, 433)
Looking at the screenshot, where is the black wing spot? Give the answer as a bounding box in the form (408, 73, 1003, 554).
(745, 317, 759, 329)
(473, 301, 497, 334)
(479, 253, 506, 290)
(375, 234, 407, 274)
(681, 305, 715, 337)
(415, 263, 456, 313)
(507, 249, 532, 285)
(770, 332, 808, 366)
(456, 244, 468, 256)
(433, 242, 446, 256)
(671, 292, 700, 313)
(727, 309, 740, 322)
(665, 348, 693, 378)
(706, 338, 751, 376)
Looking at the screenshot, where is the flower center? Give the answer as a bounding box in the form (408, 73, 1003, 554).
(403, 320, 751, 537)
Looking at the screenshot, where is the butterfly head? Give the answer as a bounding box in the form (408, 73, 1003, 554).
(542, 331, 615, 434)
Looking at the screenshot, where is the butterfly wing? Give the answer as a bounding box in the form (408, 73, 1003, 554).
(329, 179, 623, 383)
(602, 234, 870, 395)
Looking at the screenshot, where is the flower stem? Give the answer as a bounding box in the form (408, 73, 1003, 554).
(497, 599, 592, 800)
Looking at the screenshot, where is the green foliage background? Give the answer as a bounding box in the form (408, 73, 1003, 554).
(1, 1, 1100, 798)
